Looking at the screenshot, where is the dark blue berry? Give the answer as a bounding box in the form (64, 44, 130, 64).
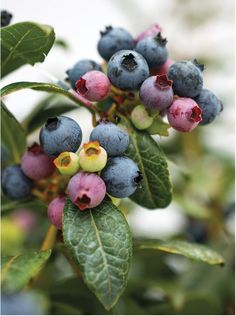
(90, 122, 129, 156)
(1, 165, 33, 200)
(107, 50, 149, 90)
(66, 59, 102, 89)
(1, 10, 12, 27)
(101, 156, 141, 198)
(168, 59, 204, 98)
(185, 219, 208, 244)
(98, 26, 134, 61)
(194, 88, 223, 125)
(39, 116, 82, 157)
(135, 33, 168, 69)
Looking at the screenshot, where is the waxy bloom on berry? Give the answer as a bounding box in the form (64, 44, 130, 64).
(47, 194, 66, 230)
(21, 143, 55, 180)
(67, 172, 106, 210)
(167, 97, 202, 132)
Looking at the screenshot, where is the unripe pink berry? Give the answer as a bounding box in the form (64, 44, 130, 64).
(67, 172, 106, 211)
(135, 24, 162, 43)
(21, 143, 55, 180)
(167, 97, 202, 132)
(140, 74, 174, 111)
(75, 70, 110, 101)
(150, 58, 175, 76)
(47, 194, 66, 230)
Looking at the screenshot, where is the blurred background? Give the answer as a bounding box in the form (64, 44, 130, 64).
(1, 0, 235, 314)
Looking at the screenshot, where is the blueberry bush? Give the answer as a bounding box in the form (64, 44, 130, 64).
(1, 12, 234, 315)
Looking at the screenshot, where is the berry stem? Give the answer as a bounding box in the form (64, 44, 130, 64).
(32, 188, 47, 201)
(40, 224, 57, 251)
(69, 89, 101, 115)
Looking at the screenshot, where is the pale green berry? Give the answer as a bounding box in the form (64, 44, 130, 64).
(54, 152, 80, 175)
(78, 141, 107, 172)
(131, 104, 153, 130)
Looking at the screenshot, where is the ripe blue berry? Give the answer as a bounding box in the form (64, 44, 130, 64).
(167, 97, 202, 132)
(140, 74, 174, 110)
(39, 116, 82, 157)
(101, 156, 142, 198)
(48, 194, 66, 230)
(168, 59, 204, 98)
(66, 59, 102, 89)
(1, 165, 33, 200)
(75, 70, 110, 101)
(98, 26, 134, 61)
(90, 121, 129, 156)
(194, 89, 223, 125)
(107, 50, 149, 90)
(1, 10, 12, 27)
(67, 172, 106, 210)
(21, 143, 55, 180)
(135, 33, 168, 69)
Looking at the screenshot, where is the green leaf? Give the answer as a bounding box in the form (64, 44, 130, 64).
(1, 249, 51, 292)
(1, 22, 55, 77)
(147, 115, 171, 136)
(63, 198, 132, 310)
(1, 81, 93, 112)
(121, 116, 172, 209)
(134, 239, 225, 265)
(1, 102, 26, 163)
(49, 277, 108, 315)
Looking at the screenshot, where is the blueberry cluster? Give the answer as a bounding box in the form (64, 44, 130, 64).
(2, 116, 141, 230)
(2, 23, 223, 231)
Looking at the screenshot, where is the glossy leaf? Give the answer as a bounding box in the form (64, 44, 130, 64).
(63, 198, 132, 310)
(1, 22, 55, 77)
(1, 102, 26, 163)
(134, 239, 225, 265)
(121, 116, 172, 209)
(1, 250, 51, 292)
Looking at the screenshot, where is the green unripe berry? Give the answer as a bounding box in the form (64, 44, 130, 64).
(79, 141, 107, 172)
(131, 104, 153, 130)
(54, 152, 80, 175)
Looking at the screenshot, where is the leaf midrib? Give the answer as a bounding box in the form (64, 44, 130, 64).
(2, 26, 35, 69)
(122, 116, 155, 207)
(89, 210, 112, 302)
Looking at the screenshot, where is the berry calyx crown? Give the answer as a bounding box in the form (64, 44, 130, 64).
(154, 32, 167, 46)
(155, 74, 173, 89)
